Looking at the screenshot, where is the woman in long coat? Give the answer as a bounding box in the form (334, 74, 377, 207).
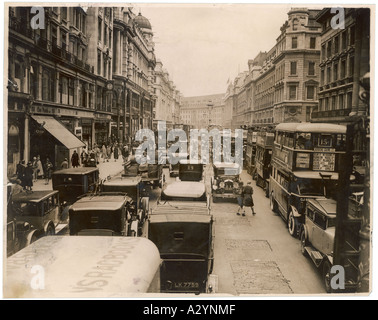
(36, 156, 44, 179)
(24, 162, 34, 191)
(242, 181, 256, 215)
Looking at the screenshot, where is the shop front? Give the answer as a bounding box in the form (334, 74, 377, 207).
(30, 115, 86, 170)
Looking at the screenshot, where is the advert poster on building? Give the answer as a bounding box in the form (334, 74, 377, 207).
(2, 0, 375, 305)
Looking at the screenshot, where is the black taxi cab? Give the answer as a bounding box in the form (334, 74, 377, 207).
(101, 175, 150, 236)
(147, 162, 216, 294)
(52, 167, 100, 204)
(9, 190, 63, 242)
(211, 162, 242, 202)
(68, 193, 134, 236)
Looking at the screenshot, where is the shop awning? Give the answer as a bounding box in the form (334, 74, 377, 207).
(31, 115, 85, 150)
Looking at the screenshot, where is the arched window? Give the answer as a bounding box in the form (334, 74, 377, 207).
(292, 18, 299, 31)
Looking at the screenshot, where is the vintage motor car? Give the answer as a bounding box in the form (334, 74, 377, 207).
(68, 193, 137, 236)
(211, 162, 242, 202)
(6, 183, 39, 257)
(4, 236, 162, 298)
(300, 198, 360, 293)
(148, 164, 216, 294)
(9, 190, 63, 242)
(101, 175, 150, 236)
(177, 160, 204, 182)
(135, 149, 164, 189)
(52, 167, 100, 204)
(169, 152, 189, 177)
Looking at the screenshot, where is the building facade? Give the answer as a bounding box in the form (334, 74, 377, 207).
(8, 7, 97, 174)
(313, 8, 370, 123)
(153, 60, 182, 130)
(7, 6, 157, 175)
(180, 93, 226, 129)
(273, 8, 322, 125)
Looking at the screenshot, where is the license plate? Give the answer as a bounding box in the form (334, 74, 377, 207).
(173, 282, 199, 289)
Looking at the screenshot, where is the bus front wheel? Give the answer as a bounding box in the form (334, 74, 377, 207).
(287, 211, 298, 237)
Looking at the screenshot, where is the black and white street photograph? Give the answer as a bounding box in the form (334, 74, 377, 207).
(2, 2, 374, 301)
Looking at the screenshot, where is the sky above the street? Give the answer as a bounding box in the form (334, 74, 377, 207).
(135, 3, 293, 97)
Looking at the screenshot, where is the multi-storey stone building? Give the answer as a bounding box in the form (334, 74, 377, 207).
(253, 47, 276, 126)
(8, 7, 96, 174)
(111, 8, 156, 142)
(180, 93, 226, 129)
(7, 5, 157, 175)
(153, 60, 182, 130)
(229, 8, 321, 129)
(313, 8, 370, 123)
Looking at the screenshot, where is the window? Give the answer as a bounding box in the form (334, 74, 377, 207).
(59, 76, 68, 104)
(314, 211, 327, 230)
(75, 9, 80, 29)
(327, 66, 331, 83)
(290, 62, 297, 75)
(349, 57, 354, 76)
(340, 60, 346, 79)
(104, 25, 107, 46)
(61, 7, 67, 20)
(327, 41, 332, 58)
(350, 26, 355, 46)
(321, 69, 325, 85)
(310, 37, 316, 49)
(289, 85, 297, 100)
(307, 86, 315, 100)
(292, 37, 298, 49)
(51, 25, 58, 47)
(331, 96, 336, 110)
(103, 53, 107, 78)
(81, 15, 86, 33)
(342, 31, 347, 50)
(308, 62, 315, 76)
(339, 94, 344, 109)
(14, 62, 23, 79)
(61, 31, 67, 50)
(42, 69, 54, 102)
(292, 18, 299, 31)
(333, 63, 338, 81)
(347, 92, 353, 109)
(334, 35, 339, 54)
(98, 18, 102, 41)
(321, 44, 326, 59)
(68, 78, 74, 105)
(97, 50, 101, 75)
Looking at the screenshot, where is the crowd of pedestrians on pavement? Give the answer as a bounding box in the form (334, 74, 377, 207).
(12, 141, 131, 193)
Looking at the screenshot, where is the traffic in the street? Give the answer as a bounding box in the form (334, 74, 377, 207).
(5, 5, 371, 299)
(6, 129, 351, 297)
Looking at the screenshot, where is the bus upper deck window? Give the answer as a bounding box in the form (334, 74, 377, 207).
(296, 133, 313, 150)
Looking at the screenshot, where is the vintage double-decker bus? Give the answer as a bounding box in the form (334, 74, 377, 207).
(269, 122, 347, 237)
(255, 131, 275, 196)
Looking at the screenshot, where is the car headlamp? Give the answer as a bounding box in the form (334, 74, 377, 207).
(219, 181, 225, 188)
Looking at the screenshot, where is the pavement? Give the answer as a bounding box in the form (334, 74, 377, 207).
(32, 155, 124, 191)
